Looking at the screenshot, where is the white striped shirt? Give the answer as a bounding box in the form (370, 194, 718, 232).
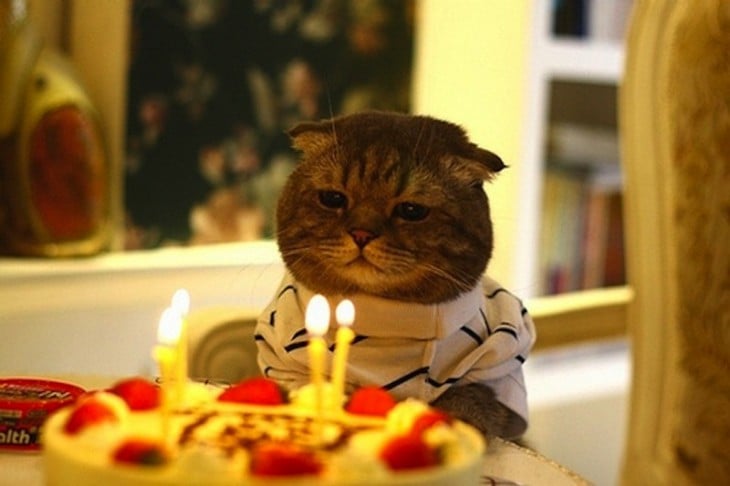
(255, 272, 536, 437)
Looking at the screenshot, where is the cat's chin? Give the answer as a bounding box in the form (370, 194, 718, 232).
(344, 254, 383, 272)
(288, 255, 478, 303)
(292, 262, 407, 300)
(337, 260, 392, 290)
(319, 267, 458, 304)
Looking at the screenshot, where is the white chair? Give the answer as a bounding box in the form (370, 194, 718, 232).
(620, 1, 730, 483)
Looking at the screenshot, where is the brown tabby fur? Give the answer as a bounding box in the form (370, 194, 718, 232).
(277, 111, 504, 304)
(276, 111, 520, 438)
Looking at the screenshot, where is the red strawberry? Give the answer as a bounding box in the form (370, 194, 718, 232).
(108, 377, 160, 411)
(113, 439, 168, 466)
(217, 377, 284, 405)
(410, 409, 452, 436)
(63, 398, 118, 434)
(345, 386, 396, 416)
(250, 442, 322, 476)
(380, 434, 439, 471)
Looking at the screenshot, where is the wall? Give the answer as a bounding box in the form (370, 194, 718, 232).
(413, 0, 538, 292)
(0, 241, 283, 376)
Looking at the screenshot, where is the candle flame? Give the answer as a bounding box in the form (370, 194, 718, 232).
(158, 308, 182, 345)
(171, 289, 190, 315)
(335, 299, 355, 327)
(305, 294, 330, 336)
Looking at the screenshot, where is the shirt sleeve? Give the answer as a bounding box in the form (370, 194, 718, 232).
(451, 276, 536, 436)
(254, 273, 311, 391)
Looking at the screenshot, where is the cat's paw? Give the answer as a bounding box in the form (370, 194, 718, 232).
(430, 383, 518, 439)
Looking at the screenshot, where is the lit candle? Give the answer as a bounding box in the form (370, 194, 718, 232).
(304, 294, 330, 421)
(170, 289, 190, 402)
(153, 307, 182, 440)
(331, 299, 355, 409)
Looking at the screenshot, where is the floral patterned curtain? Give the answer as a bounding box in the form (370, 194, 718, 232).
(124, 0, 414, 249)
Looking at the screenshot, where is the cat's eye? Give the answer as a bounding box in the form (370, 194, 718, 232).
(318, 190, 347, 209)
(393, 202, 430, 221)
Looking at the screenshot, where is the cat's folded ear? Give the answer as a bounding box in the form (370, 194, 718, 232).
(450, 144, 507, 183)
(288, 120, 336, 154)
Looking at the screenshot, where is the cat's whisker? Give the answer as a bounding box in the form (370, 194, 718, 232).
(412, 119, 429, 162)
(420, 262, 475, 294)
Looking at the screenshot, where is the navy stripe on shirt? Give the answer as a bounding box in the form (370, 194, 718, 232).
(494, 325, 518, 339)
(284, 341, 309, 353)
(486, 287, 508, 299)
(277, 284, 297, 299)
(352, 335, 368, 345)
(459, 325, 484, 345)
(383, 367, 430, 391)
(328, 334, 368, 352)
(290, 328, 308, 341)
(425, 375, 461, 388)
(479, 308, 492, 335)
(327, 334, 366, 352)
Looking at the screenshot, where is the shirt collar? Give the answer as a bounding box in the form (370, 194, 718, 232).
(296, 277, 483, 340)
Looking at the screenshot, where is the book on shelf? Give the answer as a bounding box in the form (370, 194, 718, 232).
(581, 186, 625, 289)
(539, 166, 625, 295)
(539, 168, 587, 294)
(601, 190, 625, 287)
(548, 122, 619, 169)
(587, 0, 633, 43)
(551, 0, 633, 43)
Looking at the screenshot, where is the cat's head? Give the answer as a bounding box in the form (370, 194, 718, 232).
(276, 111, 505, 304)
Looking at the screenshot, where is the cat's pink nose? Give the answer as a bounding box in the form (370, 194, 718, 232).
(349, 228, 378, 248)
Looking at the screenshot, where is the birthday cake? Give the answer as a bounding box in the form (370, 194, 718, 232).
(42, 376, 485, 485)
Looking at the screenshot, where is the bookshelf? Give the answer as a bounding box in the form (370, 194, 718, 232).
(531, 0, 631, 295)
(414, 0, 631, 298)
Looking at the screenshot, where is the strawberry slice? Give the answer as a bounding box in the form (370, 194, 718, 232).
(108, 377, 160, 411)
(345, 386, 396, 416)
(217, 377, 284, 405)
(250, 441, 322, 476)
(380, 434, 439, 470)
(410, 409, 452, 435)
(63, 398, 118, 434)
(113, 439, 168, 466)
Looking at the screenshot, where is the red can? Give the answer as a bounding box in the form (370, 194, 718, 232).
(0, 378, 85, 451)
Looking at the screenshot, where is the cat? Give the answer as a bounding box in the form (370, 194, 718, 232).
(256, 111, 536, 439)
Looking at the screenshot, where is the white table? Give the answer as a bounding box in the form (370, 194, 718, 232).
(0, 376, 589, 485)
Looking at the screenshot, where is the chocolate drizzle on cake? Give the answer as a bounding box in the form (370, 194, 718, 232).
(173, 406, 377, 455)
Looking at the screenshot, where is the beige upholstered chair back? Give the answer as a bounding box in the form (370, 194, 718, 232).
(186, 307, 261, 384)
(620, 1, 730, 483)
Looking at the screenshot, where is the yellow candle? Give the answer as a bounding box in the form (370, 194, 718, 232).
(170, 289, 190, 402)
(154, 307, 181, 441)
(153, 346, 173, 440)
(304, 294, 330, 421)
(332, 299, 355, 409)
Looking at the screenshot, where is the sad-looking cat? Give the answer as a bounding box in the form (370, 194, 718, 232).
(256, 111, 536, 439)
